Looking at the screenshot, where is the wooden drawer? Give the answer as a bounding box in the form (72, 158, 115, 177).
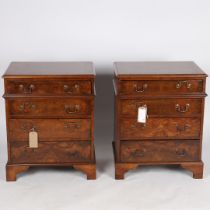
(118, 80, 204, 95)
(120, 118, 201, 140)
(8, 98, 92, 118)
(120, 98, 202, 117)
(120, 140, 199, 162)
(8, 119, 91, 141)
(10, 141, 91, 163)
(5, 79, 92, 95)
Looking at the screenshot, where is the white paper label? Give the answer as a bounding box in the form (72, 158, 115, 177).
(137, 105, 147, 123)
(29, 131, 38, 148)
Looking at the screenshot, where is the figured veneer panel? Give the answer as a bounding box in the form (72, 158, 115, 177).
(3, 62, 96, 181)
(119, 80, 204, 95)
(8, 119, 91, 141)
(10, 141, 91, 163)
(8, 98, 92, 118)
(120, 140, 200, 162)
(113, 61, 207, 179)
(120, 98, 202, 117)
(120, 118, 201, 140)
(5, 79, 92, 96)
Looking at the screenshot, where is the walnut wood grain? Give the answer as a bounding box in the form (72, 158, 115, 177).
(3, 62, 96, 181)
(120, 140, 200, 162)
(6, 162, 97, 181)
(113, 61, 207, 179)
(8, 98, 92, 118)
(120, 98, 202, 117)
(3, 62, 95, 78)
(6, 164, 30, 181)
(113, 142, 203, 179)
(73, 164, 96, 180)
(115, 162, 139, 179)
(8, 119, 91, 141)
(5, 79, 92, 96)
(119, 80, 204, 95)
(180, 161, 203, 179)
(10, 141, 92, 164)
(114, 61, 207, 76)
(120, 118, 200, 140)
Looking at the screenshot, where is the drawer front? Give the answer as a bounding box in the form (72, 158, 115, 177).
(8, 98, 92, 117)
(120, 98, 202, 117)
(5, 79, 92, 95)
(8, 119, 91, 141)
(120, 140, 199, 162)
(10, 141, 91, 163)
(119, 80, 204, 95)
(120, 118, 201, 139)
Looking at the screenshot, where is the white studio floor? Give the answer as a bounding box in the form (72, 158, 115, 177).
(0, 134, 210, 210)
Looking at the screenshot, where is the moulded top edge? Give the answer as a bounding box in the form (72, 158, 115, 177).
(114, 61, 208, 77)
(2, 61, 96, 78)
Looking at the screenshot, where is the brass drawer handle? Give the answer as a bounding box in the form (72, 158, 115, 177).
(20, 123, 30, 131)
(19, 103, 36, 113)
(19, 84, 35, 94)
(132, 149, 146, 157)
(131, 122, 147, 129)
(20, 123, 36, 132)
(69, 152, 80, 158)
(176, 81, 192, 89)
(25, 147, 38, 152)
(175, 104, 190, 113)
(63, 84, 79, 94)
(64, 122, 81, 129)
(65, 105, 80, 114)
(176, 124, 190, 132)
(176, 149, 186, 157)
(134, 83, 148, 93)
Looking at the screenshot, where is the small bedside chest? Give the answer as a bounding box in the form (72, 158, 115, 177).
(113, 61, 207, 179)
(3, 62, 96, 181)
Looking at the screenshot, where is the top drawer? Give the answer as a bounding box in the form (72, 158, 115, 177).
(118, 80, 204, 95)
(4, 79, 93, 96)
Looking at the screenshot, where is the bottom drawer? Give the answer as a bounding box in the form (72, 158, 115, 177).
(120, 140, 200, 162)
(10, 141, 91, 163)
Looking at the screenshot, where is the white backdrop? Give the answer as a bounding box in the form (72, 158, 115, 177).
(0, 1, 210, 210)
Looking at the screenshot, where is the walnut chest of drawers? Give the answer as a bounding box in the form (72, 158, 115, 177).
(113, 61, 207, 179)
(3, 62, 96, 181)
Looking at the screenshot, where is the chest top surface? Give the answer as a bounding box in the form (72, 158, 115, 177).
(3, 62, 95, 78)
(114, 61, 207, 78)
